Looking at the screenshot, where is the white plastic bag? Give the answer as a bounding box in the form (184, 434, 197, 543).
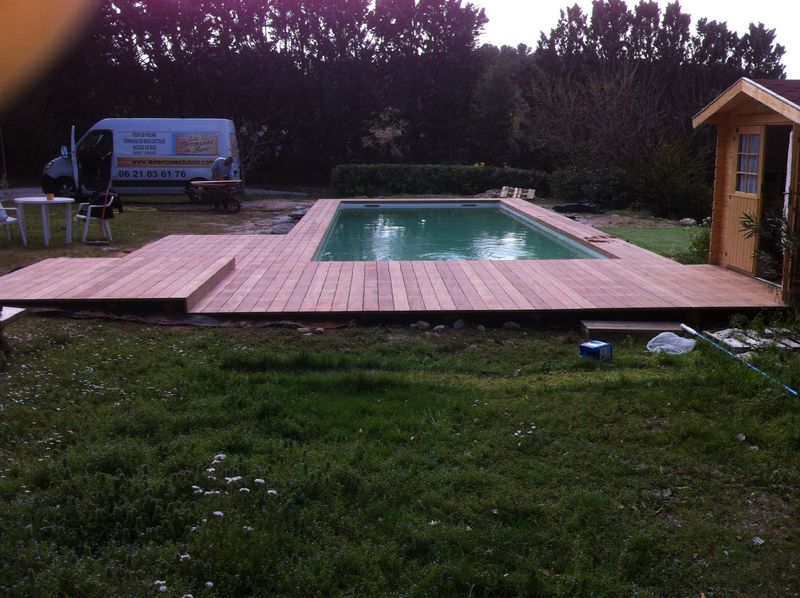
(646, 332, 696, 355)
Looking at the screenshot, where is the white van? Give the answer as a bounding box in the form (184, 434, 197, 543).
(42, 118, 241, 197)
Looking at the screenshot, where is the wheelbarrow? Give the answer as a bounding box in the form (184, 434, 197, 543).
(186, 180, 242, 213)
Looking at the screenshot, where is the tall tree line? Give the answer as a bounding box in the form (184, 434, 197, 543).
(0, 0, 786, 190)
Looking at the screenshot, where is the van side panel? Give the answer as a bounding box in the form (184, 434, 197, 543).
(103, 119, 238, 195)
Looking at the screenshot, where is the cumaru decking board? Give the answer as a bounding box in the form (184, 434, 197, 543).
(0, 256, 234, 309)
(0, 198, 784, 316)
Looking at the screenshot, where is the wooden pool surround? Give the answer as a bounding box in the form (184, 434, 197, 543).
(0, 198, 784, 319)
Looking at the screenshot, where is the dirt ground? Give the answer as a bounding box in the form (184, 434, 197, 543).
(154, 198, 318, 234)
(571, 211, 682, 228)
(516, 199, 684, 229)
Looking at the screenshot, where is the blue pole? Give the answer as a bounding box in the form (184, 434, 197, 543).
(681, 324, 798, 397)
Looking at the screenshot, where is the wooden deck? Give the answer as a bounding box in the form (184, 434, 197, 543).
(0, 198, 784, 318)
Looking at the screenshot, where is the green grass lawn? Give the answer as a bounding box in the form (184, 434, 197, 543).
(2, 319, 799, 596)
(598, 226, 703, 261)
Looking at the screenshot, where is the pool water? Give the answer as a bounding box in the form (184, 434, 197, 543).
(314, 204, 605, 261)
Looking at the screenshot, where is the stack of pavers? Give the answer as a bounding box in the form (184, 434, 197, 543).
(499, 186, 536, 200)
(706, 328, 800, 356)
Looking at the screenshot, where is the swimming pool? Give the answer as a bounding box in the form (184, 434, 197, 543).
(314, 202, 606, 261)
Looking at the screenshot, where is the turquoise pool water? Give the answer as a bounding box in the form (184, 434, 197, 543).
(314, 204, 605, 261)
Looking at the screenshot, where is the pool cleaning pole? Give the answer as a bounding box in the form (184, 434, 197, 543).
(680, 324, 798, 397)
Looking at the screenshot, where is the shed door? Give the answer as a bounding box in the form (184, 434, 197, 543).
(725, 126, 764, 273)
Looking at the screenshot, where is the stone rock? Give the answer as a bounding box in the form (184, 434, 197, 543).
(297, 327, 312, 334)
(289, 208, 308, 221)
(503, 321, 521, 330)
(477, 325, 486, 332)
(271, 223, 295, 234)
(679, 218, 697, 226)
(413, 320, 431, 331)
(453, 318, 465, 330)
(432, 325, 447, 333)
(313, 327, 325, 334)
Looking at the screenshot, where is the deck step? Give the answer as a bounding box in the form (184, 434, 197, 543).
(581, 320, 684, 339)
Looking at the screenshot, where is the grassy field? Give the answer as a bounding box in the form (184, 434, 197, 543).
(1, 199, 797, 595)
(598, 226, 705, 262)
(1, 318, 799, 596)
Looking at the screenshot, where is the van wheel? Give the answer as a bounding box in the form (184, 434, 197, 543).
(54, 177, 76, 198)
(223, 197, 241, 213)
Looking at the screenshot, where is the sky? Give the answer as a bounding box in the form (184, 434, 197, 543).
(475, 0, 800, 78)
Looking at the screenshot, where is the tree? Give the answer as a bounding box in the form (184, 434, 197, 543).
(738, 23, 785, 78)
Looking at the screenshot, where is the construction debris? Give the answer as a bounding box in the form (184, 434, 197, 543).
(499, 186, 536, 200)
(705, 328, 800, 353)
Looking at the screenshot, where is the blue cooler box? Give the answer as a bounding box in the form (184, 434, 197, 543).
(580, 340, 612, 360)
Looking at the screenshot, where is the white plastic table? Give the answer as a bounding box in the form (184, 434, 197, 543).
(14, 197, 74, 247)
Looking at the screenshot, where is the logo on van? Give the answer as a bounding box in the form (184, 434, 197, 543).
(175, 134, 219, 155)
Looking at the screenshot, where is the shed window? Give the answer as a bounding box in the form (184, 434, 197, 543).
(735, 133, 760, 194)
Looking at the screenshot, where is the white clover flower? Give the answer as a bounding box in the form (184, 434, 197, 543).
(239, 487, 250, 494)
(179, 552, 191, 561)
(225, 476, 243, 484)
(243, 526, 254, 532)
(191, 485, 203, 494)
(254, 478, 265, 485)
(267, 489, 278, 496)
(206, 467, 216, 473)
(206, 581, 214, 588)
(429, 520, 440, 526)
(213, 511, 223, 517)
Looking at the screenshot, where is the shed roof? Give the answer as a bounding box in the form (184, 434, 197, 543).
(752, 79, 800, 106)
(692, 78, 800, 128)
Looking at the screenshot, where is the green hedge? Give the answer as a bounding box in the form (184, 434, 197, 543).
(550, 144, 713, 219)
(330, 164, 549, 197)
(550, 166, 634, 209)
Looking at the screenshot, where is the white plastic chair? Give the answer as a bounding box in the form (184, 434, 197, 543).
(75, 194, 114, 242)
(0, 201, 27, 245)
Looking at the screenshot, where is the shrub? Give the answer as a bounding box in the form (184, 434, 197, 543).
(330, 164, 549, 197)
(673, 225, 711, 264)
(550, 166, 634, 208)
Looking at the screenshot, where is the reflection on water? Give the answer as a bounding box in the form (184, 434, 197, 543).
(317, 208, 601, 261)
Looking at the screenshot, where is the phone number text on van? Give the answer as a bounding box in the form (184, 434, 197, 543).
(117, 170, 188, 179)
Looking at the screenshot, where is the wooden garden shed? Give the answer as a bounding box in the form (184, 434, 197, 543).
(693, 78, 800, 302)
